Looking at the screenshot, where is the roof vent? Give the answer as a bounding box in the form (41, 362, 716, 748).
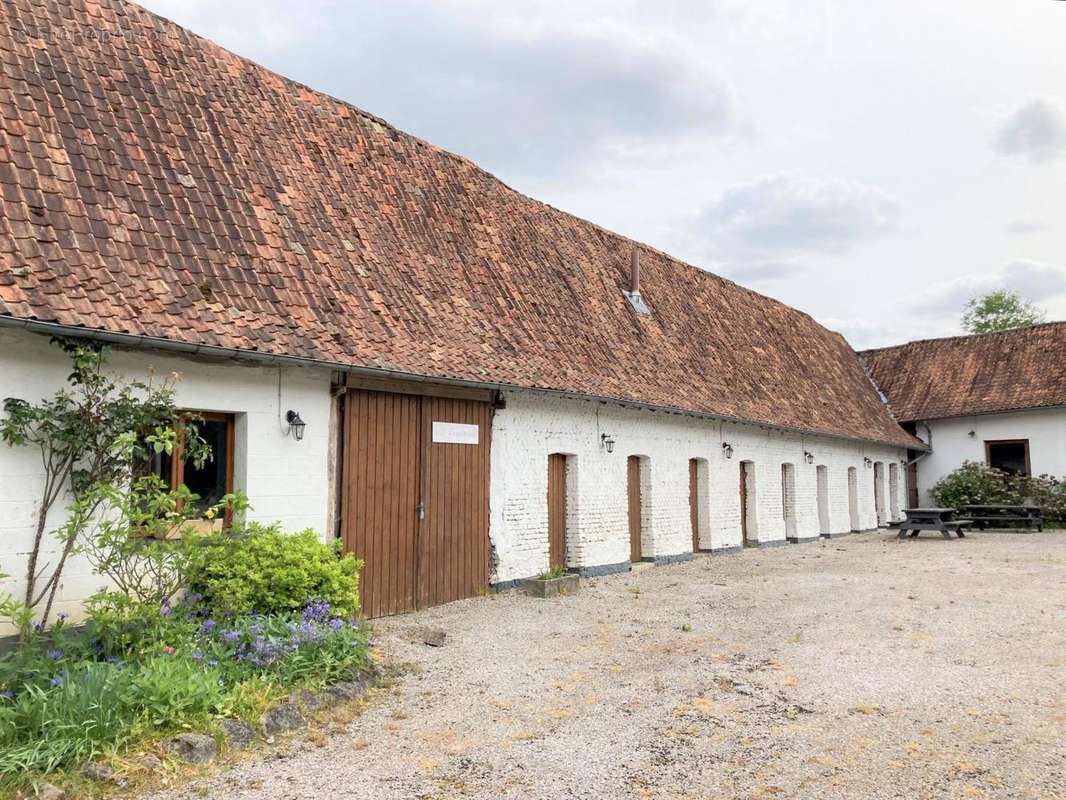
(624, 247, 651, 315)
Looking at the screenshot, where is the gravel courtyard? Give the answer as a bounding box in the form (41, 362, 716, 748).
(158, 531, 1065, 800)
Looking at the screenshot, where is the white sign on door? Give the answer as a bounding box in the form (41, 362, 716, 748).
(432, 421, 480, 445)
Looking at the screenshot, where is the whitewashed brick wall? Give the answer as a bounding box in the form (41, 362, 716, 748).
(489, 391, 908, 584)
(0, 329, 333, 632)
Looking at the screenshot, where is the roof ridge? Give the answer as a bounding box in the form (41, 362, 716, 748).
(860, 319, 1066, 354)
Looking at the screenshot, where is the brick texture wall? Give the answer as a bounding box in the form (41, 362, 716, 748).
(489, 391, 908, 584)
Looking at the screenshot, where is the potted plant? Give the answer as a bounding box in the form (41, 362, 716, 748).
(521, 564, 579, 598)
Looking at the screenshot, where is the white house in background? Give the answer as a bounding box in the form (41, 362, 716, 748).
(0, 0, 921, 632)
(862, 322, 1066, 506)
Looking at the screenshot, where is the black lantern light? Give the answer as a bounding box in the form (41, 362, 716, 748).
(864, 456, 873, 468)
(600, 433, 616, 453)
(286, 410, 307, 441)
(803, 450, 815, 465)
(722, 442, 734, 459)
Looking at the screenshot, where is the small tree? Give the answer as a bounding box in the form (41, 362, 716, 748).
(0, 339, 205, 628)
(961, 290, 1046, 334)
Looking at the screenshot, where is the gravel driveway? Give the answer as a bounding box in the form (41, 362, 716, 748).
(153, 531, 1066, 800)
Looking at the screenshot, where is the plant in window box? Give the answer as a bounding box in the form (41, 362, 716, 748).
(521, 564, 579, 598)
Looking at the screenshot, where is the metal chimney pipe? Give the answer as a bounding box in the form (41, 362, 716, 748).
(630, 247, 640, 295)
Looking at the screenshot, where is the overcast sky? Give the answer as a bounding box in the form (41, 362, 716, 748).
(140, 0, 1066, 349)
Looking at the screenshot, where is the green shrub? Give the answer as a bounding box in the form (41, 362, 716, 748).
(930, 461, 1024, 508)
(187, 524, 362, 618)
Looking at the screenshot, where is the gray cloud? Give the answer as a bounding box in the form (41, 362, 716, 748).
(995, 99, 1066, 163)
(143, 1, 740, 178)
(690, 175, 902, 260)
(910, 260, 1066, 316)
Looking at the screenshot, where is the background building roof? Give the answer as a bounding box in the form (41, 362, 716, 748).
(0, 0, 918, 448)
(861, 322, 1066, 422)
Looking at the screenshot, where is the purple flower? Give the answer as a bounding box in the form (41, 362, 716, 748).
(161, 605, 173, 617)
(221, 629, 241, 644)
(33, 622, 44, 633)
(207, 659, 219, 667)
(49, 672, 65, 687)
(106, 656, 121, 665)
(47, 649, 63, 661)
(57, 612, 69, 622)
(201, 619, 216, 634)
(1, 690, 13, 700)
(191, 650, 204, 661)
(329, 619, 344, 631)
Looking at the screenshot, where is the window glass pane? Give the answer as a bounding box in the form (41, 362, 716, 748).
(987, 441, 1028, 475)
(182, 419, 229, 511)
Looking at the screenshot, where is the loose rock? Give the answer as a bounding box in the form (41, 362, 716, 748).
(166, 732, 218, 764)
(262, 701, 305, 735)
(35, 784, 64, 800)
(219, 718, 256, 749)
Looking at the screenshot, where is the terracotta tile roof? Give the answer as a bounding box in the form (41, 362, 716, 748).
(861, 322, 1066, 422)
(0, 0, 918, 449)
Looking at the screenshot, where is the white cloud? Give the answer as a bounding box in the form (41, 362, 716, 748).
(995, 99, 1066, 163)
(1005, 219, 1049, 236)
(689, 175, 901, 262)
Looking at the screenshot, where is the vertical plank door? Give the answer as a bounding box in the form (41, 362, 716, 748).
(547, 454, 567, 570)
(739, 462, 749, 546)
(418, 396, 490, 609)
(342, 389, 421, 618)
(689, 459, 700, 552)
(628, 456, 642, 562)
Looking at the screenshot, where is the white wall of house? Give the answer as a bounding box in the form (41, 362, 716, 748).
(914, 408, 1066, 504)
(0, 329, 333, 631)
(488, 391, 908, 585)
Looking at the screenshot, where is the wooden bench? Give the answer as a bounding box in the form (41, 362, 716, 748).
(958, 505, 1043, 532)
(897, 508, 971, 539)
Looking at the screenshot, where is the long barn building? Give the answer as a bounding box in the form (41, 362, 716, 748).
(0, 0, 922, 625)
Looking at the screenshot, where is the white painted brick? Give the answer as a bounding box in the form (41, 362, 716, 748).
(488, 391, 908, 583)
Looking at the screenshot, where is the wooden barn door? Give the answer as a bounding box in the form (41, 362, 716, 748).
(342, 388, 490, 617)
(342, 390, 421, 618)
(417, 396, 490, 609)
(547, 454, 567, 570)
(627, 456, 643, 562)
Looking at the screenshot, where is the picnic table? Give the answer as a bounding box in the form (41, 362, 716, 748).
(958, 504, 1043, 532)
(897, 508, 971, 539)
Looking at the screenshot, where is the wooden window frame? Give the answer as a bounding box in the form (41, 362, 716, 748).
(168, 411, 236, 526)
(984, 438, 1031, 477)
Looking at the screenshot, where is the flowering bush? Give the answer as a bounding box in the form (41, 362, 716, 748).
(930, 461, 1025, 508)
(0, 594, 370, 783)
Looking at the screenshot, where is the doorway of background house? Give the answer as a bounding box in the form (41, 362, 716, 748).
(847, 466, 860, 531)
(740, 460, 756, 546)
(548, 453, 569, 571)
(689, 458, 708, 552)
(781, 463, 797, 540)
(888, 462, 900, 522)
(816, 465, 830, 536)
(627, 455, 644, 562)
(342, 388, 490, 618)
(873, 462, 886, 526)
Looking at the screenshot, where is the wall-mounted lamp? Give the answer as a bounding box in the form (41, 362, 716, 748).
(722, 442, 734, 459)
(600, 433, 616, 454)
(863, 456, 873, 468)
(967, 429, 976, 439)
(803, 450, 815, 465)
(285, 410, 307, 441)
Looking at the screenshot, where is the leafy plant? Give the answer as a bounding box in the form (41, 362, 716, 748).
(0, 339, 208, 628)
(961, 289, 1046, 334)
(77, 469, 248, 604)
(188, 525, 363, 617)
(537, 565, 567, 581)
(930, 461, 1024, 508)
